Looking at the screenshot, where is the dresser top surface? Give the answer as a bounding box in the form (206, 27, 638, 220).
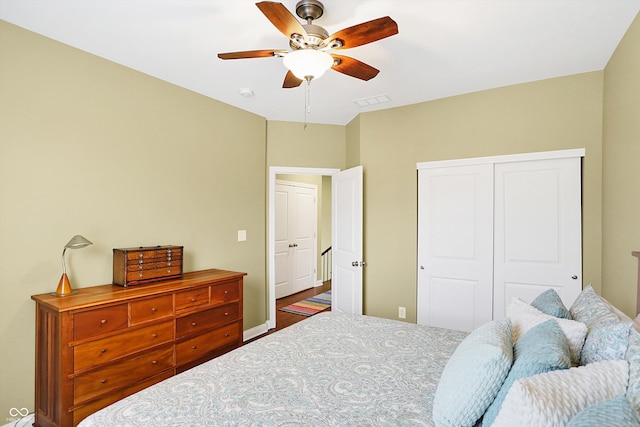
(32, 268, 246, 312)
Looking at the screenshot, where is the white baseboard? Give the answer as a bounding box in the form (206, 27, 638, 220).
(243, 321, 269, 342)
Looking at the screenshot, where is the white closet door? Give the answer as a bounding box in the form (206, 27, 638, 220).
(274, 181, 317, 299)
(417, 164, 494, 332)
(493, 157, 582, 319)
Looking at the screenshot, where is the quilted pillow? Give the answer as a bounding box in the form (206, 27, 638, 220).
(567, 395, 640, 427)
(570, 285, 618, 329)
(482, 319, 571, 427)
(626, 328, 640, 413)
(433, 319, 513, 427)
(531, 289, 571, 319)
(507, 298, 587, 364)
(491, 359, 629, 427)
(580, 321, 631, 365)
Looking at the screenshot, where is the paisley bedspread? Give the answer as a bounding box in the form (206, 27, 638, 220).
(79, 312, 466, 427)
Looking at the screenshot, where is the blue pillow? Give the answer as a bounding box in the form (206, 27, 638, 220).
(531, 289, 571, 319)
(626, 329, 640, 412)
(433, 319, 513, 427)
(570, 285, 618, 329)
(482, 319, 571, 427)
(567, 395, 640, 427)
(580, 321, 631, 365)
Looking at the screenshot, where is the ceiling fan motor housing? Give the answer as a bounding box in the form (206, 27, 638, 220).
(295, 0, 324, 21)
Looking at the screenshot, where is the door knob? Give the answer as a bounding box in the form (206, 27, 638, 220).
(571, 275, 578, 280)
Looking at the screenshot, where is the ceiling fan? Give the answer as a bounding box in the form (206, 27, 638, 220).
(217, 1, 399, 88)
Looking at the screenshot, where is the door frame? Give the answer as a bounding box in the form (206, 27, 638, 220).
(268, 166, 340, 329)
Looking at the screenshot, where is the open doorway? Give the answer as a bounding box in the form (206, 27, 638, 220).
(268, 167, 339, 329)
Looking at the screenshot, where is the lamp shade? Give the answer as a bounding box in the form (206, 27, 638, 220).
(65, 235, 93, 249)
(283, 49, 334, 80)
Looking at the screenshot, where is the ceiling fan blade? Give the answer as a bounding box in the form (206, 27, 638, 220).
(256, 2, 307, 40)
(322, 16, 398, 49)
(283, 70, 304, 88)
(331, 54, 380, 81)
(218, 49, 283, 60)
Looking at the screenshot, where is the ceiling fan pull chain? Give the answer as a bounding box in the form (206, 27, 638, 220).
(304, 78, 311, 130)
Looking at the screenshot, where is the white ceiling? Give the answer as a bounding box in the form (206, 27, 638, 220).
(1, 1, 639, 125)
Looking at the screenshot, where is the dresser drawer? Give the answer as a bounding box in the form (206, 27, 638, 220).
(130, 295, 174, 325)
(74, 344, 174, 404)
(175, 286, 209, 312)
(126, 266, 181, 284)
(175, 303, 240, 338)
(211, 281, 240, 304)
(126, 259, 183, 272)
(74, 305, 129, 341)
(74, 321, 174, 372)
(175, 322, 240, 365)
(73, 370, 173, 426)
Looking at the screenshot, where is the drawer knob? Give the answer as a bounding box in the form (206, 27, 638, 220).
(224, 290, 229, 295)
(224, 312, 229, 316)
(100, 319, 107, 325)
(151, 307, 157, 312)
(224, 333, 229, 337)
(167, 269, 171, 273)
(152, 360, 157, 365)
(100, 379, 107, 384)
(100, 349, 107, 354)
(191, 322, 197, 326)
(139, 273, 143, 278)
(191, 297, 196, 302)
(139, 253, 144, 258)
(192, 345, 197, 350)
(151, 334, 157, 339)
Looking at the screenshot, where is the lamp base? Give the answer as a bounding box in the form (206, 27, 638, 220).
(54, 273, 76, 296)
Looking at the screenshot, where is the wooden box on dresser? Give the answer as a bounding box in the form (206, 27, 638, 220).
(31, 268, 246, 427)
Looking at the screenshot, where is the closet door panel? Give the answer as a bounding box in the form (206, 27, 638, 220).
(493, 157, 582, 319)
(417, 164, 494, 332)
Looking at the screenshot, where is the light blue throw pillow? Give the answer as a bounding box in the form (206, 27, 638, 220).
(580, 321, 631, 365)
(626, 329, 640, 414)
(433, 319, 513, 427)
(567, 395, 640, 427)
(569, 285, 618, 329)
(482, 319, 571, 427)
(531, 289, 571, 319)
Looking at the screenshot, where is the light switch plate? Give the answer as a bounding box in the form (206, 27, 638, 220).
(237, 230, 247, 241)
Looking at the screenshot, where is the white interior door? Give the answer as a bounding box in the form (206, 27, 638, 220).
(274, 181, 317, 299)
(417, 164, 494, 332)
(493, 156, 582, 318)
(332, 166, 363, 314)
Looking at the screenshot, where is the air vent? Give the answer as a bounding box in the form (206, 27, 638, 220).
(353, 94, 391, 107)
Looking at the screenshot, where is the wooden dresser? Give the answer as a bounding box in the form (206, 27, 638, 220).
(31, 268, 245, 427)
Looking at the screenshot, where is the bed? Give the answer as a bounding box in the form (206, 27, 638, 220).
(79, 286, 640, 427)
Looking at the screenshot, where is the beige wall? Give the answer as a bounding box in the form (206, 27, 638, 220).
(602, 12, 640, 315)
(266, 120, 346, 169)
(0, 21, 267, 417)
(353, 72, 605, 322)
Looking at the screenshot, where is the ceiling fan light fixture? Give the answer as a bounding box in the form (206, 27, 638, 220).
(283, 49, 333, 81)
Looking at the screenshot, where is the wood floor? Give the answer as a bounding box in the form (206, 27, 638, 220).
(243, 281, 331, 345)
(273, 281, 331, 332)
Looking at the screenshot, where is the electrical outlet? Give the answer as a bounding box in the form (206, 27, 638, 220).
(398, 306, 406, 319)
